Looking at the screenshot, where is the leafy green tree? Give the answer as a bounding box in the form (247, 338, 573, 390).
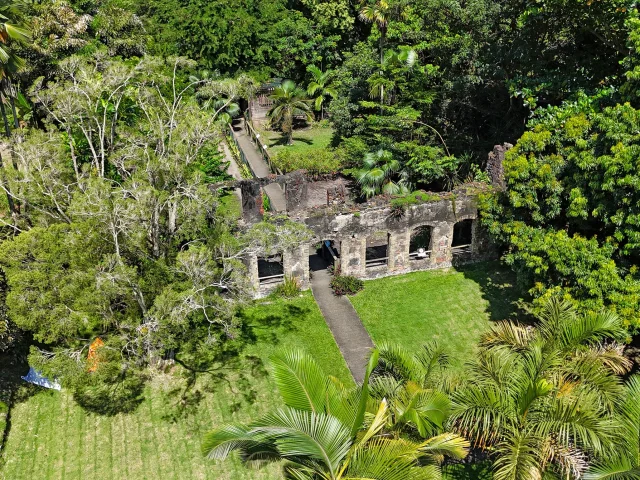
(355, 148, 409, 198)
(306, 64, 337, 119)
(268, 80, 313, 145)
(0, 54, 262, 411)
(480, 91, 640, 328)
(449, 298, 632, 480)
(203, 349, 469, 479)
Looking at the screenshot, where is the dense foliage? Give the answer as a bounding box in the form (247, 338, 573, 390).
(0, 0, 638, 477)
(481, 90, 640, 329)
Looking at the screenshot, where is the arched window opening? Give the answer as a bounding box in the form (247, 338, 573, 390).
(409, 226, 433, 261)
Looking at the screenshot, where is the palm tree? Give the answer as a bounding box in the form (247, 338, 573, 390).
(585, 375, 640, 480)
(355, 149, 409, 198)
(268, 80, 313, 145)
(367, 46, 417, 109)
(369, 341, 459, 439)
(202, 349, 469, 479)
(449, 298, 632, 480)
(359, 0, 391, 64)
(306, 65, 337, 120)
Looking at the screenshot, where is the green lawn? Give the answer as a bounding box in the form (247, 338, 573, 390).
(259, 125, 333, 156)
(350, 261, 522, 369)
(0, 293, 351, 480)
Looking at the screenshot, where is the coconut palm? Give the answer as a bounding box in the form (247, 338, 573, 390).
(202, 349, 469, 479)
(268, 80, 313, 145)
(355, 149, 409, 198)
(306, 65, 337, 120)
(449, 298, 632, 480)
(585, 375, 640, 480)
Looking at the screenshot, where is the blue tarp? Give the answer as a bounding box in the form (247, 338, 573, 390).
(21, 367, 61, 391)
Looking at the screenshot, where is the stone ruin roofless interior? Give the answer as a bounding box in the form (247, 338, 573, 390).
(224, 144, 511, 297)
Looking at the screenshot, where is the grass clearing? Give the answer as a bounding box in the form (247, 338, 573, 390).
(259, 124, 333, 156)
(0, 292, 351, 480)
(350, 261, 522, 370)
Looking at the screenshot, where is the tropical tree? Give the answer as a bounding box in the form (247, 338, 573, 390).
(359, 0, 392, 64)
(367, 46, 417, 108)
(585, 375, 640, 480)
(268, 80, 313, 145)
(306, 64, 337, 120)
(202, 349, 469, 479)
(355, 149, 409, 198)
(369, 341, 458, 439)
(449, 298, 632, 480)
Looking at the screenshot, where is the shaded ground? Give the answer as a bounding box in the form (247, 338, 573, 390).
(349, 261, 523, 370)
(0, 293, 350, 480)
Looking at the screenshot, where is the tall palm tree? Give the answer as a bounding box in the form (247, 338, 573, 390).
(449, 298, 632, 480)
(355, 149, 409, 198)
(268, 80, 313, 145)
(202, 349, 469, 479)
(306, 65, 337, 120)
(585, 375, 640, 480)
(367, 46, 417, 109)
(359, 0, 391, 64)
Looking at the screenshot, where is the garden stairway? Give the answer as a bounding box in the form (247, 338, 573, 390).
(309, 263, 375, 383)
(231, 119, 287, 212)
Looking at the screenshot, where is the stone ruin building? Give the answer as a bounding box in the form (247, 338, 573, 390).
(230, 144, 510, 297)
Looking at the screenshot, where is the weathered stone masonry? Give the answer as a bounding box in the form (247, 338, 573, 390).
(235, 170, 497, 296)
(229, 142, 512, 296)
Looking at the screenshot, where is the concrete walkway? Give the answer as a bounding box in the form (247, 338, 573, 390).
(309, 256, 375, 383)
(232, 119, 286, 212)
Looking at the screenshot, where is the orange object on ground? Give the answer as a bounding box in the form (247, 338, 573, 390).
(87, 337, 105, 372)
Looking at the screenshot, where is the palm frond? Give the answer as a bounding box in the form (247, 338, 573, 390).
(418, 432, 470, 461)
(253, 408, 353, 476)
(270, 349, 330, 414)
(481, 321, 534, 351)
(492, 429, 543, 480)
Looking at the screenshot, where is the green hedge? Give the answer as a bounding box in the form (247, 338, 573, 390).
(272, 148, 343, 176)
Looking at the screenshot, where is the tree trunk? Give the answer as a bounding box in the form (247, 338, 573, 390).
(9, 87, 18, 130)
(0, 94, 10, 138)
(0, 150, 15, 217)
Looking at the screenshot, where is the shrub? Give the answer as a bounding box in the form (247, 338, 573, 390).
(274, 276, 301, 298)
(330, 275, 364, 296)
(272, 148, 343, 176)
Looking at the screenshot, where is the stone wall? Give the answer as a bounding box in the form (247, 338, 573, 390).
(243, 188, 496, 296)
(233, 148, 505, 297)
